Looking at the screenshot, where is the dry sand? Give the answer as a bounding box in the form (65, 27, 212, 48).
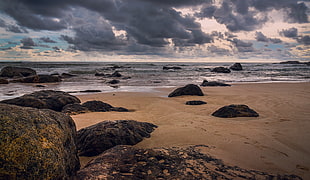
(72, 82, 310, 179)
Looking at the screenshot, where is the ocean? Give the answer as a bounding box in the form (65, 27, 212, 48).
(0, 61, 309, 100)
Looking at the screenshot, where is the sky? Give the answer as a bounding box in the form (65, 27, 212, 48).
(0, 0, 309, 62)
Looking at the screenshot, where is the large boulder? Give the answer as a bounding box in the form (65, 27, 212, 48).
(230, 63, 243, 71)
(0, 104, 80, 179)
(0, 90, 81, 111)
(76, 145, 301, 180)
(168, 84, 204, 97)
(0, 66, 36, 78)
(10, 75, 61, 83)
(77, 120, 157, 156)
(211, 67, 231, 73)
(200, 80, 231, 87)
(212, 104, 259, 118)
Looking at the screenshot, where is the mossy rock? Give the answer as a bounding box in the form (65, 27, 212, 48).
(0, 104, 80, 179)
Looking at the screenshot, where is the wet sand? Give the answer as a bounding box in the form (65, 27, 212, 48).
(72, 82, 310, 179)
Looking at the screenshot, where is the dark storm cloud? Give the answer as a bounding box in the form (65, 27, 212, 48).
(40, 37, 56, 43)
(298, 36, 310, 45)
(0, 0, 308, 55)
(255, 32, 269, 42)
(255, 32, 282, 44)
(280, 28, 298, 38)
(231, 39, 255, 52)
(197, 0, 308, 32)
(20, 37, 36, 49)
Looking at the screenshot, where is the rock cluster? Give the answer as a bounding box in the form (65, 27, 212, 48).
(168, 84, 204, 97)
(76, 120, 158, 156)
(0, 104, 80, 179)
(76, 145, 301, 180)
(62, 100, 129, 115)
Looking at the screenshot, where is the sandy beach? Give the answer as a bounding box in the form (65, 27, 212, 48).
(72, 82, 310, 179)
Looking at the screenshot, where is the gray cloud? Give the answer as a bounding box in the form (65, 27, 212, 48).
(0, 0, 308, 56)
(197, 0, 308, 32)
(280, 28, 298, 38)
(255, 32, 282, 43)
(40, 37, 57, 43)
(255, 32, 269, 42)
(20, 37, 36, 49)
(298, 35, 310, 45)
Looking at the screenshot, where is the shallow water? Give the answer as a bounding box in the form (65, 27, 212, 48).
(0, 62, 309, 100)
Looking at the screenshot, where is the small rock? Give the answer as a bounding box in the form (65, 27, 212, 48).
(110, 107, 130, 112)
(200, 80, 231, 87)
(61, 73, 76, 78)
(230, 63, 243, 71)
(185, 101, 207, 105)
(79, 90, 102, 93)
(212, 104, 259, 118)
(108, 79, 120, 84)
(0, 78, 9, 84)
(76, 120, 158, 156)
(82, 100, 113, 112)
(62, 103, 89, 115)
(163, 66, 182, 70)
(211, 67, 231, 73)
(168, 84, 204, 97)
(111, 71, 122, 77)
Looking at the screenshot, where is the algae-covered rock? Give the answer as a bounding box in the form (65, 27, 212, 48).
(0, 103, 80, 179)
(0, 90, 80, 111)
(77, 120, 157, 156)
(76, 145, 301, 180)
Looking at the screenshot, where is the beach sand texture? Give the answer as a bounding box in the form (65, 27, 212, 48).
(73, 83, 310, 179)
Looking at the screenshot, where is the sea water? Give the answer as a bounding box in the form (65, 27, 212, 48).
(0, 61, 309, 100)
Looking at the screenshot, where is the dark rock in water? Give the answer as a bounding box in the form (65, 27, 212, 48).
(76, 145, 301, 180)
(279, 61, 302, 64)
(211, 67, 231, 73)
(95, 72, 106, 76)
(10, 74, 61, 83)
(212, 104, 259, 118)
(111, 71, 122, 77)
(62, 103, 89, 115)
(230, 63, 243, 71)
(168, 84, 204, 97)
(0, 104, 80, 179)
(186, 100, 207, 105)
(0, 66, 37, 78)
(200, 80, 231, 87)
(110, 107, 130, 112)
(79, 90, 102, 93)
(163, 66, 182, 70)
(306, 61, 310, 66)
(76, 120, 157, 156)
(107, 79, 120, 84)
(37, 74, 61, 83)
(35, 84, 46, 87)
(61, 72, 76, 78)
(0, 78, 9, 84)
(0, 90, 81, 111)
(82, 100, 113, 112)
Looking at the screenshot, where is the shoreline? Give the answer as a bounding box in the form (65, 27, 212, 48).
(73, 82, 310, 179)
